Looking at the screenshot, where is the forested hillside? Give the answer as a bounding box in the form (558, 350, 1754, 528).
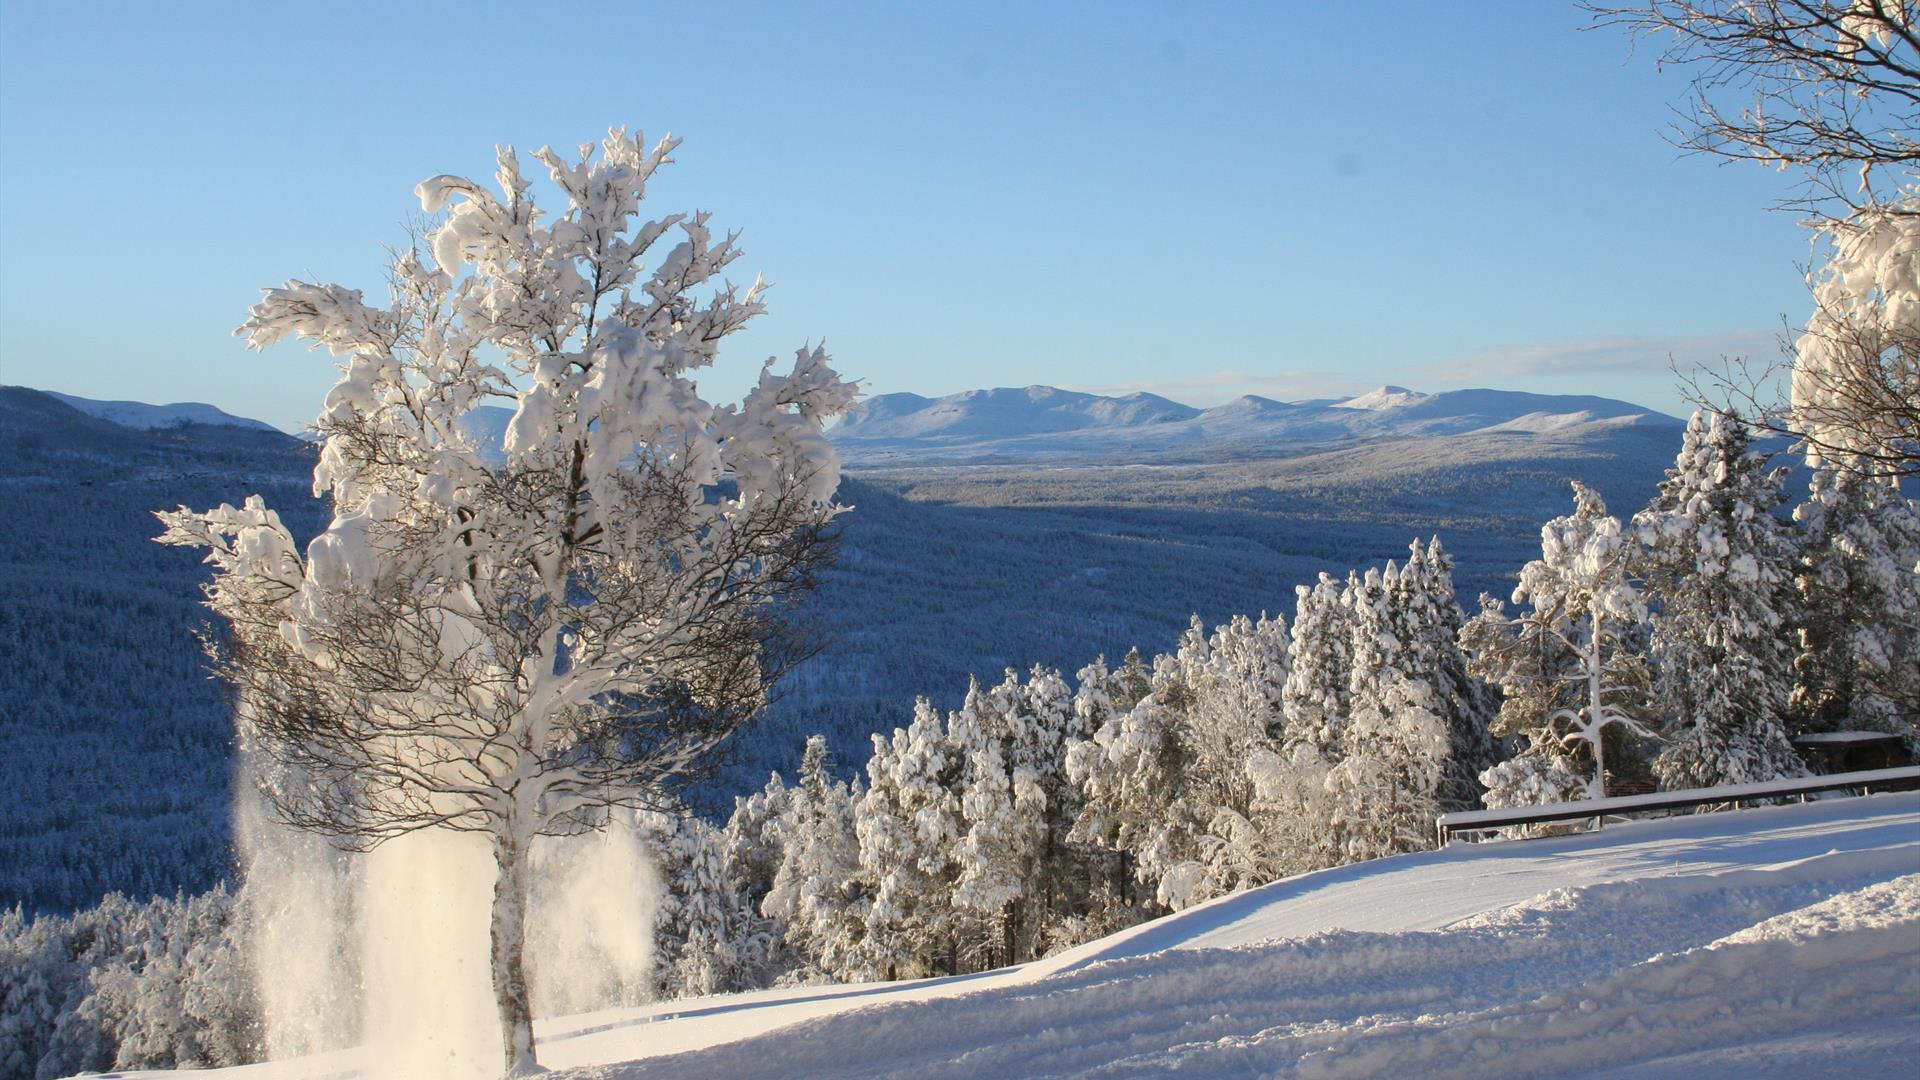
(0, 389, 325, 912)
(0, 386, 1684, 910)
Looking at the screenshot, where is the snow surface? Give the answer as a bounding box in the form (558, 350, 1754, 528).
(100, 792, 1920, 1080)
(45, 391, 281, 432)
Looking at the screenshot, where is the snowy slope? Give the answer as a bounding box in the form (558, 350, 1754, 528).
(105, 793, 1920, 1080)
(831, 384, 1681, 464)
(44, 390, 281, 432)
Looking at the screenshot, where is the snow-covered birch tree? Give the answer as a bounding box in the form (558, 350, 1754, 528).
(1593, 2, 1918, 481)
(1461, 483, 1657, 805)
(156, 129, 855, 1076)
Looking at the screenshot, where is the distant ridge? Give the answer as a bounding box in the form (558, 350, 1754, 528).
(833, 383, 1682, 464)
(45, 390, 281, 433)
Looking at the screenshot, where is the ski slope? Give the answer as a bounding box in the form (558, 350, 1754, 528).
(104, 793, 1920, 1080)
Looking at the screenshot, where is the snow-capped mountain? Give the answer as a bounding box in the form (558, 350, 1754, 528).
(832, 384, 1681, 464)
(45, 391, 283, 433)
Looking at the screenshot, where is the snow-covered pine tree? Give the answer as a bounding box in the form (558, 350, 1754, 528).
(763, 737, 871, 982)
(1066, 661, 1193, 913)
(1326, 562, 1450, 860)
(1461, 483, 1657, 806)
(1406, 538, 1499, 809)
(857, 698, 964, 979)
(1186, 614, 1292, 894)
(644, 811, 776, 998)
(1282, 574, 1353, 758)
(950, 668, 1070, 968)
(722, 774, 792, 922)
(1635, 411, 1805, 789)
(1792, 465, 1920, 749)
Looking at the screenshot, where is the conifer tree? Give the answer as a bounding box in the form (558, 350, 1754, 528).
(856, 699, 963, 978)
(1186, 614, 1292, 892)
(1065, 661, 1193, 911)
(1407, 538, 1500, 808)
(1636, 411, 1805, 788)
(1327, 562, 1451, 858)
(645, 811, 775, 998)
(1792, 466, 1920, 748)
(1282, 574, 1354, 758)
(763, 737, 870, 981)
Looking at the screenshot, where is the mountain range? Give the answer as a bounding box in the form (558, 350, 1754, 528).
(45, 391, 281, 433)
(831, 384, 1682, 464)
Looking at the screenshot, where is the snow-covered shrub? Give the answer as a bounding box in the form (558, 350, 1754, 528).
(0, 885, 259, 1080)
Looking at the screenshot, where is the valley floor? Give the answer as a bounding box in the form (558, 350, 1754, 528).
(105, 793, 1920, 1080)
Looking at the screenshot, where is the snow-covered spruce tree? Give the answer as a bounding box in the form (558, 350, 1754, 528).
(1281, 573, 1353, 758)
(857, 698, 964, 978)
(1066, 659, 1193, 912)
(1634, 411, 1806, 788)
(1182, 613, 1291, 897)
(157, 130, 855, 1076)
(1404, 539, 1500, 809)
(1068, 616, 1291, 914)
(723, 772, 793, 922)
(1461, 483, 1657, 806)
(1324, 675, 1450, 862)
(1063, 653, 1155, 928)
(950, 667, 1079, 967)
(1242, 574, 1355, 877)
(1324, 562, 1451, 860)
(1792, 464, 1920, 746)
(642, 810, 776, 998)
(763, 736, 870, 982)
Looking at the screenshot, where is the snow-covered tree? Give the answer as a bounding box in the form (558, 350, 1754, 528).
(722, 773, 793, 919)
(1462, 483, 1657, 806)
(644, 810, 776, 998)
(1067, 662, 1194, 911)
(1402, 538, 1499, 808)
(1792, 464, 1920, 746)
(950, 667, 1076, 967)
(763, 737, 869, 982)
(156, 129, 855, 1075)
(1282, 574, 1353, 758)
(1593, 5, 1917, 480)
(1792, 195, 1920, 482)
(857, 698, 963, 978)
(1068, 615, 1292, 913)
(1636, 411, 1806, 788)
(1325, 562, 1453, 859)
(1323, 675, 1450, 861)
(1183, 613, 1292, 893)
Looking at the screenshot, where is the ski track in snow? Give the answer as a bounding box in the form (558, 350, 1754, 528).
(101, 793, 1920, 1080)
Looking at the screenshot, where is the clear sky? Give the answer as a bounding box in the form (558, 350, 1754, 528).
(0, 0, 1817, 431)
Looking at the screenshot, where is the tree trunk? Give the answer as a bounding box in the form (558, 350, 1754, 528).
(491, 831, 542, 1077)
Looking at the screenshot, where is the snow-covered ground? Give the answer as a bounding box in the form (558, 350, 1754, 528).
(103, 793, 1920, 1080)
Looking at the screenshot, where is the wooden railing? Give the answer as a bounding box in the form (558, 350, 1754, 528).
(1435, 765, 1920, 846)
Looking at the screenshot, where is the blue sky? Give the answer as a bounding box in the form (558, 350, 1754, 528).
(0, 1, 1815, 431)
